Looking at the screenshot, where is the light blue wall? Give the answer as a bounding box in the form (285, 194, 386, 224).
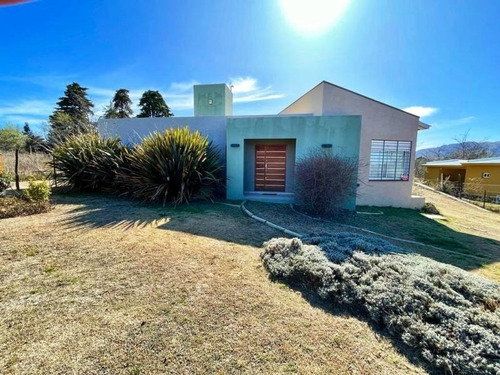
(98, 116, 227, 151)
(226, 115, 362, 209)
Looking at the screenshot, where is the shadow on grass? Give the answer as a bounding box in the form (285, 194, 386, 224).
(56, 192, 500, 275)
(245, 201, 500, 276)
(350, 206, 500, 273)
(51, 192, 497, 374)
(271, 278, 439, 374)
(55, 193, 278, 247)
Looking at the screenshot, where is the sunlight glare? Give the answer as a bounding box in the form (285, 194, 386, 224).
(279, 0, 351, 35)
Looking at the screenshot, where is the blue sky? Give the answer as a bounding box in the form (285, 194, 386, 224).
(0, 0, 498, 149)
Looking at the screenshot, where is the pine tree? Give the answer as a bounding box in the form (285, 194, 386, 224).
(23, 123, 47, 152)
(48, 82, 95, 145)
(137, 90, 173, 118)
(105, 88, 133, 119)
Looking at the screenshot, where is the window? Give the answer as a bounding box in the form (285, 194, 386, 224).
(369, 140, 412, 181)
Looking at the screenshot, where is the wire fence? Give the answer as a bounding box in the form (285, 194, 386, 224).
(462, 183, 500, 203)
(424, 178, 500, 207)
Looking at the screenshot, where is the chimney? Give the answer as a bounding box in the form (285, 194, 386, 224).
(193, 83, 233, 116)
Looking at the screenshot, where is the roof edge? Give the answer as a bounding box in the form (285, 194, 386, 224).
(320, 80, 420, 118)
(280, 80, 423, 123)
(279, 81, 325, 114)
(423, 156, 500, 167)
(418, 121, 431, 130)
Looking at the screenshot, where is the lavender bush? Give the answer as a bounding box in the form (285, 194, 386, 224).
(261, 233, 500, 374)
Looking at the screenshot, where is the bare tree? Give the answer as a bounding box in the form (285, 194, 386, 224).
(429, 145, 446, 160)
(450, 130, 491, 160)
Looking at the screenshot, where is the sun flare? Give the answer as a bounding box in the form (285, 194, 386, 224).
(279, 0, 351, 35)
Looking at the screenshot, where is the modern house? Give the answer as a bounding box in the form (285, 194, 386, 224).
(424, 157, 500, 199)
(99, 81, 429, 209)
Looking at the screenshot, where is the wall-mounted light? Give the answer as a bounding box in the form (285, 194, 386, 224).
(321, 144, 333, 148)
(208, 99, 213, 105)
(230, 143, 240, 148)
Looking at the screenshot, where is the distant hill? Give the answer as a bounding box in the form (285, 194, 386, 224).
(416, 141, 500, 159)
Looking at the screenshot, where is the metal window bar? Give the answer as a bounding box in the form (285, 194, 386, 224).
(369, 140, 412, 181)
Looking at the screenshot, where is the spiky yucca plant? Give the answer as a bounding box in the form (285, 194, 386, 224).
(50, 133, 126, 192)
(118, 127, 222, 204)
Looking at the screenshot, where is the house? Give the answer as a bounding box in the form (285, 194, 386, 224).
(424, 157, 500, 199)
(99, 81, 429, 209)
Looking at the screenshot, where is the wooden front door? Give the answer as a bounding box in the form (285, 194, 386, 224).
(255, 144, 287, 192)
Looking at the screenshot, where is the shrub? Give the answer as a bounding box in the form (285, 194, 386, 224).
(23, 180, 51, 202)
(295, 150, 358, 215)
(0, 171, 13, 192)
(421, 202, 440, 215)
(117, 127, 223, 204)
(50, 133, 126, 192)
(0, 197, 51, 219)
(261, 233, 500, 375)
(436, 176, 460, 196)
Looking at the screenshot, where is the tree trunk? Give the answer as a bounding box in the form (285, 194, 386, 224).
(15, 148, 20, 191)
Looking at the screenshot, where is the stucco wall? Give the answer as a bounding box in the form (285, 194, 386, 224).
(226, 115, 361, 209)
(193, 84, 233, 116)
(464, 164, 500, 196)
(425, 164, 500, 196)
(424, 166, 466, 184)
(281, 83, 324, 115)
(98, 117, 227, 151)
(281, 82, 422, 208)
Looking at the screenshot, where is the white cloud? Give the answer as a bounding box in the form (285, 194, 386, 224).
(169, 81, 199, 92)
(432, 116, 476, 129)
(88, 86, 116, 98)
(0, 100, 54, 116)
(163, 83, 195, 110)
(0, 76, 283, 124)
(0, 73, 77, 89)
(0, 100, 54, 127)
(230, 77, 258, 94)
(2, 115, 46, 125)
(403, 106, 438, 118)
(230, 77, 284, 103)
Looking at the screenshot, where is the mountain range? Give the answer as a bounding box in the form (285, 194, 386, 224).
(416, 141, 500, 159)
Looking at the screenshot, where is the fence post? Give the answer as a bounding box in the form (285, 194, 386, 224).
(15, 148, 20, 191)
(483, 190, 487, 208)
(53, 154, 57, 188)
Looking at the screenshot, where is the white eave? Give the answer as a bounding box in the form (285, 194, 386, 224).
(422, 159, 467, 167)
(418, 121, 431, 130)
(423, 156, 500, 167)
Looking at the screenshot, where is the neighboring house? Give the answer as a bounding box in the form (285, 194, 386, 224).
(99, 81, 429, 209)
(424, 157, 500, 199)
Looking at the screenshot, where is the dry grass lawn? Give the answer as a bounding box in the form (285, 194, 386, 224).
(0, 194, 429, 374)
(414, 185, 500, 281)
(0, 151, 51, 180)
